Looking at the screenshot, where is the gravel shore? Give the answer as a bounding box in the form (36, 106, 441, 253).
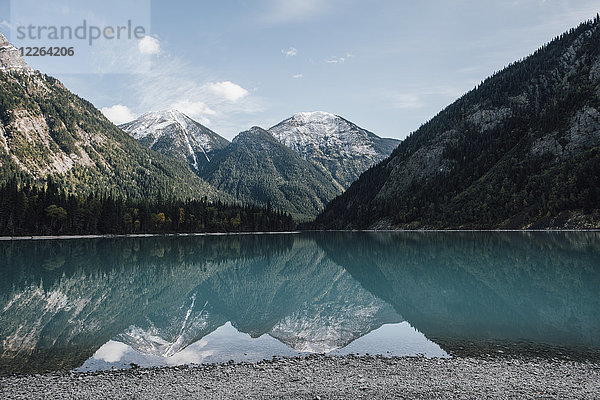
(1, 355, 599, 399)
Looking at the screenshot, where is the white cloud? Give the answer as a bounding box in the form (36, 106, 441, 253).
(393, 94, 425, 109)
(170, 100, 216, 125)
(0, 20, 13, 30)
(390, 86, 466, 111)
(282, 47, 297, 57)
(434, 86, 467, 100)
(112, 44, 262, 139)
(292, 74, 304, 79)
(138, 35, 160, 55)
(101, 104, 136, 125)
(326, 53, 354, 64)
(205, 81, 249, 102)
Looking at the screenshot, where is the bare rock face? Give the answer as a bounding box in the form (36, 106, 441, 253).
(566, 107, 600, 153)
(531, 107, 600, 158)
(0, 33, 32, 72)
(467, 107, 512, 131)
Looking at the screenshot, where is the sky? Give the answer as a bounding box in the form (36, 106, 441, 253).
(1, 0, 599, 140)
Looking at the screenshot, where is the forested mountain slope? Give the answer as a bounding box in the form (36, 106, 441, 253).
(124, 110, 399, 219)
(0, 33, 223, 201)
(315, 17, 600, 229)
(201, 127, 341, 220)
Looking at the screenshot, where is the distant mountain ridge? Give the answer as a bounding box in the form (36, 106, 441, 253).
(122, 110, 400, 218)
(314, 17, 600, 229)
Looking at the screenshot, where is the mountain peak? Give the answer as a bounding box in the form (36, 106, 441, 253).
(203, 126, 341, 219)
(123, 109, 203, 140)
(0, 32, 33, 72)
(120, 109, 229, 172)
(272, 111, 376, 142)
(291, 111, 338, 123)
(136, 109, 188, 122)
(232, 126, 272, 143)
(161, 108, 187, 118)
(268, 112, 400, 188)
(248, 125, 267, 132)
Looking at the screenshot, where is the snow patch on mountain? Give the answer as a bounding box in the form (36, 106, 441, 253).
(269, 111, 379, 159)
(120, 109, 229, 172)
(268, 112, 400, 188)
(124, 110, 209, 148)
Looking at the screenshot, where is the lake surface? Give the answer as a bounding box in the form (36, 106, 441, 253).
(1, 232, 599, 374)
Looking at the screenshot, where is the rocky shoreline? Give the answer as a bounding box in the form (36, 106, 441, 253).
(1, 355, 599, 399)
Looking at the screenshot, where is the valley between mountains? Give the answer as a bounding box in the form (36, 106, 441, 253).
(1, 17, 600, 232)
(119, 110, 398, 219)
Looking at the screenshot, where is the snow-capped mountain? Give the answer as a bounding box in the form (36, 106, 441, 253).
(119, 109, 398, 216)
(120, 110, 229, 172)
(268, 111, 400, 188)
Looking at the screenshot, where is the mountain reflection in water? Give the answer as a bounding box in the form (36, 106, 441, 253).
(0, 232, 599, 374)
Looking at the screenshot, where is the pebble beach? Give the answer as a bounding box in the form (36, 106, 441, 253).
(2, 355, 599, 399)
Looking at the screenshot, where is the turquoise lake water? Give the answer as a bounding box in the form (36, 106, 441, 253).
(1, 232, 599, 374)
